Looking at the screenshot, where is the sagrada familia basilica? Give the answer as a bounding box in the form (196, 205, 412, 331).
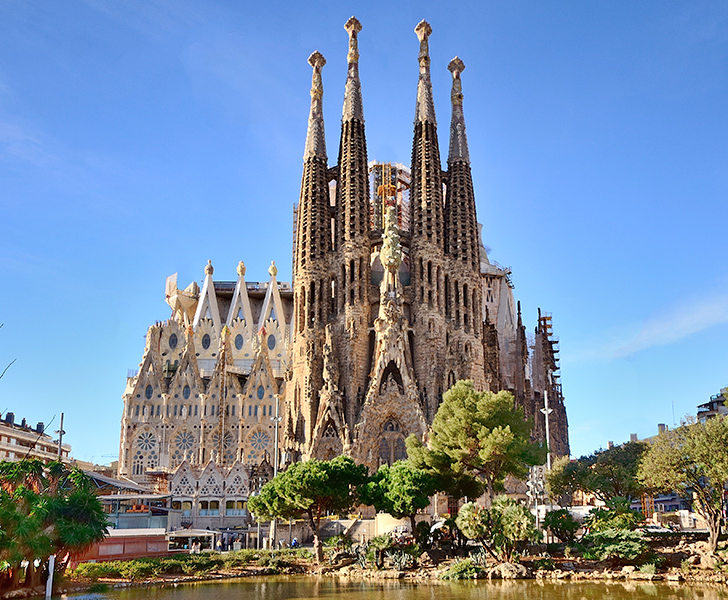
(119, 19, 569, 501)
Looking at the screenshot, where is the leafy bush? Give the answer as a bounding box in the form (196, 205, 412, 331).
(440, 558, 482, 580)
(324, 533, 353, 551)
(385, 548, 413, 571)
(584, 497, 643, 532)
(72, 562, 123, 581)
(581, 528, 647, 562)
(533, 557, 555, 571)
(639, 563, 656, 574)
(469, 546, 489, 568)
(415, 521, 433, 549)
(366, 535, 394, 569)
(544, 509, 580, 544)
(456, 496, 540, 562)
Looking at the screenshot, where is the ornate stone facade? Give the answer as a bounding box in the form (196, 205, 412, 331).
(119, 18, 569, 484)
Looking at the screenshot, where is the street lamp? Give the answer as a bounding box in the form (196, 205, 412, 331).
(540, 390, 553, 471)
(269, 394, 282, 551)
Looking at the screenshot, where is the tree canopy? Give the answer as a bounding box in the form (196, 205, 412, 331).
(360, 461, 436, 541)
(0, 459, 108, 591)
(638, 417, 728, 553)
(247, 455, 368, 563)
(547, 440, 647, 504)
(410, 381, 544, 504)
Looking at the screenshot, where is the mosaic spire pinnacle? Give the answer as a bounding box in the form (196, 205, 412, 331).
(304, 51, 327, 160)
(414, 20, 436, 125)
(342, 17, 364, 122)
(448, 56, 470, 163)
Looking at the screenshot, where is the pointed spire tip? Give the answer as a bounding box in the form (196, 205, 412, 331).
(308, 50, 326, 69)
(415, 20, 432, 41)
(448, 56, 465, 74)
(345, 16, 362, 34)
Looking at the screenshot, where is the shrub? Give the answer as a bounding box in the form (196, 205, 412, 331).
(639, 563, 656, 574)
(456, 496, 540, 563)
(584, 498, 643, 532)
(581, 528, 647, 562)
(440, 558, 481, 580)
(385, 548, 412, 571)
(324, 533, 353, 551)
(533, 557, 555, 571)
(543, 509, 580, 544)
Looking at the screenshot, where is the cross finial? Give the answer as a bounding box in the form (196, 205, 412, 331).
(345, 16, 362, 64)
(415, 20, 432, 68)
(308, 51, 326, 100)
(448, 57, 465, 106)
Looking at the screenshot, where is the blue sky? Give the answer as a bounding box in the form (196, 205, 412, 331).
(1, 1, 727, 464)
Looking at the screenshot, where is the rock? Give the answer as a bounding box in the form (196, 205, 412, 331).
(699, 553, 718, 570)
(621, 565, 636, 575)
(562, 562, 575, 571)
(488, 562, 530, 579)
(667, 572, 684, 581)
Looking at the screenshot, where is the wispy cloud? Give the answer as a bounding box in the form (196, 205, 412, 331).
(563, 286, 728, 364)
(0, 120, 59, 166)
(615, 291, 728, 358)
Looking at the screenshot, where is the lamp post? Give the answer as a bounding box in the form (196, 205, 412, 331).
(55, 412, 65, 460)
(540, 390, 554, 542)
(540, 390, 553, 471)
(269, 395, 282, 552)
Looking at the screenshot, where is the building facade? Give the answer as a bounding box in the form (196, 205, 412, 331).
(119, 18, 569, 484)
(0, 412, 71, 463)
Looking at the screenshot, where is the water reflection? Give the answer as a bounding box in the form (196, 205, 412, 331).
(67, 577, 728, 600)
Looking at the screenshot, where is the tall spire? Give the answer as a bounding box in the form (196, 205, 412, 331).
(342, 17, 364, 122)
(414, 20, 436, 125)
(444, 56, 478, 269)
(304, 51, 327, 160)
(447, 57, 470, 163)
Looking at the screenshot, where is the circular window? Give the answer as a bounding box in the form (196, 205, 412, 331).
(250, 431, 271, 451)
(257, 385, 265, 400)
(201, 333, 211, 349)
(136, 431, 156, 451)
(169, 333, 178, 350)
(175, 431, 195, 451)
(235, 334, 244, 350)
(183, 385, 191, 400)
(145, 385, 153, 399)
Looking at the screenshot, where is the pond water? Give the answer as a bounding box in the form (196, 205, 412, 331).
(67, 576, 728, 600)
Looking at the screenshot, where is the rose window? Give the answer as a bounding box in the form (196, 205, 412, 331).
(136, 431, 157, 451)
(250, 431, 271, 451)
(175, 431, 195, 451)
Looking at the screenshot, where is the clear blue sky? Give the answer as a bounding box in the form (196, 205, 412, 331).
(1, 1, 726, 464)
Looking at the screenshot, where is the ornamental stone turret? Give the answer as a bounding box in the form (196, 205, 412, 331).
(409, 20, 448, 419)
(443, 57, 486, 389)
(292, 51, 331, 457)
(331, 16, 373, 440)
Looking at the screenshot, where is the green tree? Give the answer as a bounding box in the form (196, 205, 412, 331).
(360, 461, 435, 541)
(543, 509, 580, 545)
(456, 496, 539, 563)
(406, 435, 483, 501)
(247, 455, 368, 564)
(412, 381, 544, 505)
(638, 417, 728, 554)
(547, 441, 647, 504)
(0, 459, 108, 591)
